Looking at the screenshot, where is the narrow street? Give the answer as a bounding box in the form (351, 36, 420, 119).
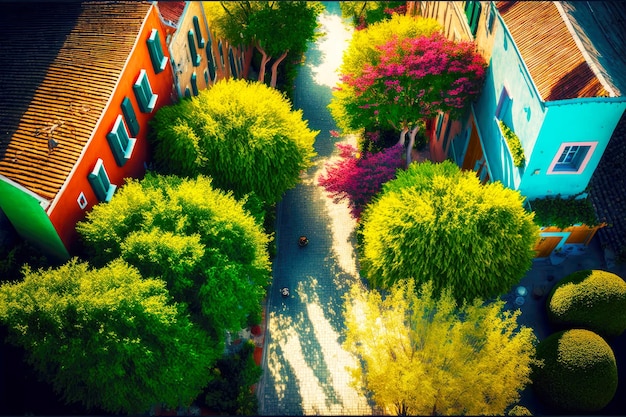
(257, 3, 376, 415)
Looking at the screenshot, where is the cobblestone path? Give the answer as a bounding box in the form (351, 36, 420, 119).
(257, 3, 376, 415)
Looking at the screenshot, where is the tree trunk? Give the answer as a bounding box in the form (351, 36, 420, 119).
(397, 126, 409, 146)
(405, 125, 420, 167)
(242, 44, 254, 80)
(269, 50, 289, 88)
(257, 45, 271, 84)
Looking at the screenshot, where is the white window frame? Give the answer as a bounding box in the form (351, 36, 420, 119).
(547, 142, 597, 174)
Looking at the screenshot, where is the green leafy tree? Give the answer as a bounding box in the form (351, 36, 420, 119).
(150, 78, 317, 204)
(204, 1, 323, 87)
(343, 280, 538, 416)
(76, 174, 271, 336)
(339, 1, 407, 29)
(0, 259, 219, 414)
(359, 161, 539, 302)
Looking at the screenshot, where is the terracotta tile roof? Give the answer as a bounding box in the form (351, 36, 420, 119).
(0, 1, 152, 201)
(590, 111, 626, 255)
(496, 1, 611, 101)
(157, 1, 186, 26)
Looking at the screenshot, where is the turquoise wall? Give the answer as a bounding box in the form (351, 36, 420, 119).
(520, 99, 626, 199)
(0, 178, 69, 261)
(475, 12, 626, 200)
(474, 14, 546, 190)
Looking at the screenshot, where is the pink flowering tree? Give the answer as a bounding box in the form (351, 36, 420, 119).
(318, 142, 404, 219)
(333, 32, 487, 166)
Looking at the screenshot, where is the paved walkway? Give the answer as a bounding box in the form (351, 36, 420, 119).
(257, 3, 376, 415)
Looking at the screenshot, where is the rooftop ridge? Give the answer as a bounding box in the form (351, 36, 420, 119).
(554, 1, 617, 98)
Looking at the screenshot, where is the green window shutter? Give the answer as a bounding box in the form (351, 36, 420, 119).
(121, 97, 140, 136)
(465, 1, 481, 36)
(106, 115, 136, 167)
(147, 28, 168, 74)
(188, 30, 201, 67)
(193, 16, 205, 48)
(228, 47, 237, 78)
(191, 72, 198, 96)
(88, 158, 117, 202)
(133, 69, 157, 113)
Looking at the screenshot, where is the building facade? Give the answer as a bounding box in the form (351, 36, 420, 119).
(0, 1, 175, 260)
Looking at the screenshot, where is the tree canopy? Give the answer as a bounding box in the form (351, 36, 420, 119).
(76, 174, 271, 336)
(343, 280, 538, 415)
(0, 259, 218, 414)
(359, 161, 539, 302)
(339, 1, 407, 29)
(149, 78, 317, 204)
(204, 1, 323, 86)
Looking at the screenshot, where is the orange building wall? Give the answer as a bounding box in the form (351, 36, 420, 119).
(48, 4, 175, 253)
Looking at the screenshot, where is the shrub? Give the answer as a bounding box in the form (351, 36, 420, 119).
(532, 329, 617, 413)
(498, 121, 525, 167)
(530, 193, 599, 228)
(547, 269, 626, 337)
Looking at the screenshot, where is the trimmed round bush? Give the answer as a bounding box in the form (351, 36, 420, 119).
(547, 269, 626, 337)
(532, 329, 617, 413)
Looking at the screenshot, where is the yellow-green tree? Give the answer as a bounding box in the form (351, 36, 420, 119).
(359, 161, 539, 303)
(343, 280, 538, 416)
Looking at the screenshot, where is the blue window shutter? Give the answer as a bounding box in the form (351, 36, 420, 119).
(206, 41, 216, 81)
(191, 72, 198, 96)
(188, 30, 201, 67)
(121, 97, 140, 136)
(184, 87, 191, 98)
(133, 69, 158, 113)
(147, 28, 168, 74)
(218, 40, 224, 66)
(228, 47, 237, 78)
(192, 16, 205, 48)
(204, 69, 209, 84)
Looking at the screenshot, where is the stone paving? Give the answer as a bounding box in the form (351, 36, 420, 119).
(257, 3, 377, 415)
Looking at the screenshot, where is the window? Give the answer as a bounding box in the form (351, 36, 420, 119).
(77, 192, 88, 210)
(548, 143, 597, 174)
(206, 35, 216, 82)
(121, 97, 139, 136)
(464, 1, 482, 37)
(218, 40, 224, 67)
(184, 87, 191, 98)
(228, 47, 237, 78)
(88, 158, 117, 202)
(486, 3, 496, 33)
(192, 16, 205, 48)
(147, 28, 168, 74)
(204, 69, 209, 84)
(106, 115, 137, 166)
(133, 69, 158, 113)
(191, 72, 198, 96)
(495, 86, 512, 125)
(188, 30, 201, 67)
